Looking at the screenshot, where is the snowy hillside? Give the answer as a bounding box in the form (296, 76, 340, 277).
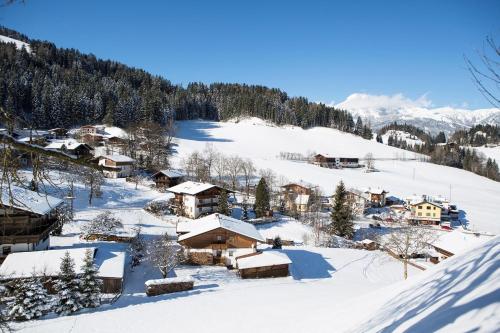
(340, 235, 500, 332)
(335, 93, 500, 135)
(0, 35, 31, 53)
(381, 130, 423, 146)
(472, 145, 500, 162)
(173, 118, 500, 234)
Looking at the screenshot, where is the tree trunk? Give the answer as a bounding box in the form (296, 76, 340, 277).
(403, 260, 408, 280)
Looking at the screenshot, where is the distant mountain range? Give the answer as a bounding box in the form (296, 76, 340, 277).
(335, 93, 500, 135)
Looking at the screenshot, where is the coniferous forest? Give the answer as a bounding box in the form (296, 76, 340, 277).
(0, 26, 369, 138)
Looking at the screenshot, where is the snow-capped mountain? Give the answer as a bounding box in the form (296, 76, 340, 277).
(335, 93, 500, 135)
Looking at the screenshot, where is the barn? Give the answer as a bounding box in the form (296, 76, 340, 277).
(0, 247, 125, 294)
(236, 251, 292, 279)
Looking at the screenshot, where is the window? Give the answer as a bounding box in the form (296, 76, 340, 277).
(216, 235, 223, 242)
(2, 246, 11, 255)
(418, 206, 422, 209)
(418, 212, 422, 216)
(433, 207, 436, 210)
(427, 206, 431, 210)
(426, 213, 430, 217)
(228, 251, 234, 257)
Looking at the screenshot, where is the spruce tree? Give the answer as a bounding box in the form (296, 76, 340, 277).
(241, 200, 249, 221)
(54, 251, 83, 316)
(329, 181, 354, 239)
(79, 249, 102, 308)
(272, 236, 283, 249)
(254, 177, 270, 218)
(8, 276, 51, 321)
(217, 189, 230, 216)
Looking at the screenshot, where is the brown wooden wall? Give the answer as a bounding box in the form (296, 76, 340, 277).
(180, 228, 257, 249)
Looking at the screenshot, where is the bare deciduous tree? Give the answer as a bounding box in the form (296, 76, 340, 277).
(240, 158, 256, 196)
(365, 152, 375, 171)
(146, 233, 182, 278)
(226, 155, 243, 190)
(384, 223, 437, 280)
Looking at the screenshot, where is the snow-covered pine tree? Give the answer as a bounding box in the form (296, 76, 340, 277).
(7, 276, 51, 321)
(79, 249, 102, 308)
(329, 180, 354, 240)
(54, 251, 83, 316)
(272, 236, 283, 249)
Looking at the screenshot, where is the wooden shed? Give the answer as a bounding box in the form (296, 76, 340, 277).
(236, 251, 292, 279)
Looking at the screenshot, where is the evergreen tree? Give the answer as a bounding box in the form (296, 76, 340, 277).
(79, 249, 102, 308)
(329, 181, 354, 239)
(254, 177, 270, 218)
(217, 189, 230, 216)
(54, 251, 83, 316)
(241, 200, 249, 221)
(8, 276, 51, 321)
(272, 236, 282, 249)
(434, 131, 446, 144)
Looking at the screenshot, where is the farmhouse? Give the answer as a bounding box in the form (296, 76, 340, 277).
(345, 188, 370, 215)
(409, 200, 442, 225)
(313, 154, 360, 168)
(79, 125, 99, 135)
(152, 169, 185, 189)
(0, 186, 63, 261)
(177, 213, 265, 266)
(98, 154, 135, 178)
(0, 247, 125, 293)
(166, 181, 229, 219)
(282, 182, 316, 213)
(430, 230, 492, 262)
(45, 139, 94, 159)
(364, 188, 389, 207)
(236, 251, 292, 279)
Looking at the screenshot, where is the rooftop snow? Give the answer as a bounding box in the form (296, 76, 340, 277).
(0, 247, 125, 280)
(166, 181, 217, 195)
(154, 169, 185, 178)
(431, 230, 493, 255)
(45, 139, 89, 150)
(236, 251, 292, 270)
(364, 187, 388, 195)
(0, 185, 63, 215)
(100, 154, 135, 163)
(178, 213, 265, 243)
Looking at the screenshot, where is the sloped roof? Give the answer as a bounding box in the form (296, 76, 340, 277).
(236, 251, 291, 270)
(178, 213, 265, 243)
(99, 154, 135, 163)
(166, 181, 217, 195)
(153, 169, 185, 178)
(0, 186, 64, 215)
(431, 230, 493, 256)
(364, 187, 388, 195)
(45, 139, 91, 151)
(0, 247, 126, 280)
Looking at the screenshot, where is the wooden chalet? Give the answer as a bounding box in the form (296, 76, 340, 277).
(345, 189, 370, 215)
(98, 154, 135, 178)
(152, 169, 185, 189)
(364, 188, 389, 207)
(166, 181, 231, 219)
(313, 154, 359, 168)
(281, 182, 315, 213)
(177, 213, 265, 266)
(0, 186, 64, 262)
(45, 140, 94, 159)
(79, 125, 98, 135)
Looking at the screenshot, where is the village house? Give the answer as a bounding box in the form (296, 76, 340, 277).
(104, 136, 127, 155)
(177, 213, 265, 266)
(313, 154, 360, 168)
(345, 188, 370, 215)
(429, 230, 493, 263)
(0, 247, 125, 293)
(167, 181, 229, 219)
(79, 125, 99, 135)
(281, 182, 316, 213)
(151, 169, 185, 189)
(45, 139, 94, 159)
(48, 128, 68, 139)
(236, 251, 292, 279)
(0, 186, 64, 262)
(364, 188, 389, 207)
(98, 154, 135, 178)
(409, 200, 442, 225)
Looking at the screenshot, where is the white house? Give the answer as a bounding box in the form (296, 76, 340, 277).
(166, 181, 229, 219)
(98, 154, 135, 178)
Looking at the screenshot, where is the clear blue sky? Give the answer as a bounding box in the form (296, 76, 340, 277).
(1, 0, 499, 108)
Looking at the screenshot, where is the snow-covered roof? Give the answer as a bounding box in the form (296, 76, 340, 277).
(431, 230, 493, 256)
(0, 186, 63, 215)
(176, 219, 200, 234)
(295, 194, 310, 205)
(45, 139, 90, 151)
(364, 187, 388, 195)
(153, 169, 185, 178)
(145, 277, 194, 287)
(0, 247, 125, 280)
(282, 180, 316, 189)
(178, 213, 265, 243)
(99, 154, 135, 163)
(167, 181, 218, 195)
(236, 251, 292, 270)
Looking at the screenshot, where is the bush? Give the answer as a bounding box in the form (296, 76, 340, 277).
(81, 211, 123, 238)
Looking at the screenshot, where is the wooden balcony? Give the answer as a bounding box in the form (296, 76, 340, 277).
(0, 219, 59, 244)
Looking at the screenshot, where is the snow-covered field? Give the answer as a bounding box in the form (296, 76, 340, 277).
(473, 145, 500, 162)
(0, 35, 31, 53)
(381, 130, 423, 146)
(172, 118, 500, 234)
